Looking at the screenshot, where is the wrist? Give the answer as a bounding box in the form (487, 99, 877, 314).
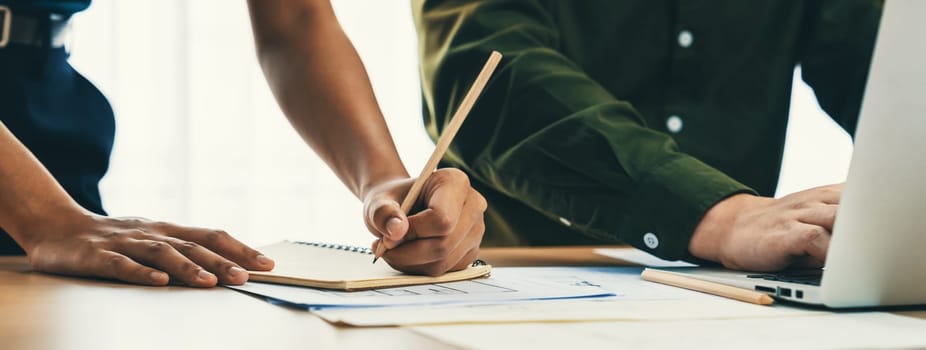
(358, 170, 409, 201)
(7, 204, 95, 254)
(688, 193, 756, 263)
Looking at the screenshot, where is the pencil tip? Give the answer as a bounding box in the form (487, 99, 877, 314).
(372, 257, 379, 264)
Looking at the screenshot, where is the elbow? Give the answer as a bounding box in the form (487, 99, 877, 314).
(249, 0, 334, 56)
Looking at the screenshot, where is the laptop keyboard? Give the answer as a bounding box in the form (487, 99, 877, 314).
(746, 270, 823, 286)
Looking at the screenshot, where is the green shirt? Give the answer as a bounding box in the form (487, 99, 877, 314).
(413, 0, 882, 262)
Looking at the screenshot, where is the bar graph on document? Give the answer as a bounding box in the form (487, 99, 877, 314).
(322, 280, 518, 298)
(228, 267, 617, 309)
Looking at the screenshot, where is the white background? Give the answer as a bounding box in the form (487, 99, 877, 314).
(67, 1, 853, 248)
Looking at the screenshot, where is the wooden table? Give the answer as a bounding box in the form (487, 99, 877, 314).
(0, 246, 621, 350)
(2, 246, 924, 349)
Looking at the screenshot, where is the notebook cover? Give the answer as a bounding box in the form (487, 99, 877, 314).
(247, 241, 491, 291)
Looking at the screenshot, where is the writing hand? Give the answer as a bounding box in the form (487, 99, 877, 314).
(363, 168, 487, 276)
(689, 184, 842, 271)
(26, 214, 275, 287)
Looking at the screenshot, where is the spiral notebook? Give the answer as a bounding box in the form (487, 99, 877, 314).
(247, 241, 492, 291)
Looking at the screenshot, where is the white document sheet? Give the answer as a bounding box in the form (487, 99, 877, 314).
(411, 312, 926, 349)
(594, 248, 697, 267)
(313, 266, 826, 326)
(228, 267, 621, 309)
(314, 298, 823, 326)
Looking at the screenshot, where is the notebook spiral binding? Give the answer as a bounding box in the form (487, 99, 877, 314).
(291, 240, 489, 267)
(291, 240, 373, 255)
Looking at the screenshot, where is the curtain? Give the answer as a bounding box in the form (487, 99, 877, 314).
(69, 0, 431, 247)
(66, 1, 850, 248)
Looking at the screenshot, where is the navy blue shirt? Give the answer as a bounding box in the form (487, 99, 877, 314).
(0, 0, 111, 254)
(1, 0, 91, 15)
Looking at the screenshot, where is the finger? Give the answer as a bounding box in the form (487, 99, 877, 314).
(158, 237, 249, 285)
(784, 224, 831, 265)
(406, 187, 486, 238)
(384, 237, 456, 272)
(424, 169, 471, 208)
(445, 218, 485, 273)
(366, 198, 409, 246)
(796, 204, 839, 232)
(382, 239, 452, 276)
(811, 184, 843, 205)
(385, 231, 480, 276)
(91, 251, 170, 286)
(405, 210, 448, 240)
(167, 226, 274, 271)
(405, 203, 468, 240)
(116, 239, 218, 287)
(400, 199, 479, 261)
(403, 169, 472, 241)
(449, 247, 482, 272)
(410, 190, 484, 271)
(385, 207, 479, 275)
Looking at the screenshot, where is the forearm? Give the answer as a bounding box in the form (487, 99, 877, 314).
(247, 0, 408, 199)
(0, 122, 88, 251)
(2, 120, 275, 285)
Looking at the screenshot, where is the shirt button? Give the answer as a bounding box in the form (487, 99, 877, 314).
(643, 232, 660, 249)
(666, 115, 683, 133)
(677, 30, 694, 48)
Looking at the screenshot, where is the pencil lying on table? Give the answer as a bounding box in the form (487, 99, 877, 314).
(372, 50, 504, 264)
(642, 268, 775, 306)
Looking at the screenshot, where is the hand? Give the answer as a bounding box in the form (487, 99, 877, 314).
(363, 168, 487, 276)
(25, 214, 275, 287)
(689, 184, 842, 271)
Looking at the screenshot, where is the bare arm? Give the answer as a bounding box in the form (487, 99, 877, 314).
(247, 0, 486, 275)
(246, 0, 407, 198)
(0, 121, 274, 286)
(0, 122, 83, 249)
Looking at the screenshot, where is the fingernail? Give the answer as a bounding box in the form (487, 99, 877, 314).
(386, 217, 403, 236)
(150, 271, 168, 282)
(228, 266, 247, 278)
(256, 254, 274, 266)
(197, 269, 215, 281)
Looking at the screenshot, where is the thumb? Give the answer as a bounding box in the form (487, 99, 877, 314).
(367, 198, 409, 244)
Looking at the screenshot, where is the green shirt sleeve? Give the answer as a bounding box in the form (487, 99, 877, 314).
(414, 0, 754, 261)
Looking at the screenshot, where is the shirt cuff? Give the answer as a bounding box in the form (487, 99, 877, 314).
(617, 155, 755, 262)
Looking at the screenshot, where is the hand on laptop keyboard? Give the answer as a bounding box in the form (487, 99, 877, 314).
(688, 183, 842, 271)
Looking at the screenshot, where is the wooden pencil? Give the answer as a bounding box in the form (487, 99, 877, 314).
(642, 268, 775, 306)
(373, 50, 503, 263)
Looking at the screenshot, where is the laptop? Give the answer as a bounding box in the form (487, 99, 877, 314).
(670, 0, 926, 308)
